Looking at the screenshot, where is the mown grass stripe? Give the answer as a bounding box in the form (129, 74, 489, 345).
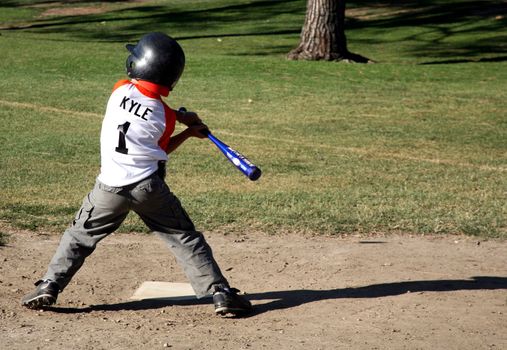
(2, 98, 503, 173)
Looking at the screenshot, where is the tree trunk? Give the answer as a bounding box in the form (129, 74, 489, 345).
(288, 0, 370, 63)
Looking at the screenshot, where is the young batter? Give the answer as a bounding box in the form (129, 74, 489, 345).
(21, 32, 252, 316)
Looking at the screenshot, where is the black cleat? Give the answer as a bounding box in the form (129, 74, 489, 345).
(213, 286, 253, 316)
(21, 280, 59, 309)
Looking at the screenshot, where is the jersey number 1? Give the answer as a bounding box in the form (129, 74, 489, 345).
(115, 122, 131, 154)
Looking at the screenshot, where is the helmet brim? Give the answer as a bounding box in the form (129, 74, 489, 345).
(126, 44, 136, 53)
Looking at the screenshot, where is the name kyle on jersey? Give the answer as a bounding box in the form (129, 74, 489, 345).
(120, 96, 152, 120)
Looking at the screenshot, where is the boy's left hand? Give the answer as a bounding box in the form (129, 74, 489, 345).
(176, 109, 202, 126)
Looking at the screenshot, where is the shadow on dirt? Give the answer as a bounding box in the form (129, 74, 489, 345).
(247, 276, 507, 316)
(46, 276, 507, 316)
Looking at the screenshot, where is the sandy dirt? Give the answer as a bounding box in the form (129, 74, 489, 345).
(1, 229, 506, 350)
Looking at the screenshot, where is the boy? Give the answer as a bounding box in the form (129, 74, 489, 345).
(21, 32, 252, 316)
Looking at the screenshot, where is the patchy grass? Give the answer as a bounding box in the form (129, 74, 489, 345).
(0, 0, 505, 237)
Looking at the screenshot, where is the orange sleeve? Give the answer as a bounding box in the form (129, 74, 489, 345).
(112, 79, 131, 92)
(158, 102, 177, 152)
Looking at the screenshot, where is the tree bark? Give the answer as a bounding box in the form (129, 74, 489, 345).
(288, 0, 371, 63)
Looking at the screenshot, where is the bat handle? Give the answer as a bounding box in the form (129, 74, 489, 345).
(178, 107, 210, 136)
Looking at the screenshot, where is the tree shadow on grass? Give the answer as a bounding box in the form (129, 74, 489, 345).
(420, 55, 507, 65)
(0, 0, 132, 7)
(2, 0, 505, 60)
(47, 276, 507, 317)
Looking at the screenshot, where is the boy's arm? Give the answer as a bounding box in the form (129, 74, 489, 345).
(166, 124, 208, 154)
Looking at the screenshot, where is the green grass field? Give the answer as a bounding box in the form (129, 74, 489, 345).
(0, 0, 505, 238)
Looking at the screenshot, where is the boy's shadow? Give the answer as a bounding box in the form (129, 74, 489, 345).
(48, 276, 507, 317)
(249, 276, 507, 315)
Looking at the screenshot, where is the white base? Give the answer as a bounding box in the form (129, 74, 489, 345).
(130, 281, 196, 301)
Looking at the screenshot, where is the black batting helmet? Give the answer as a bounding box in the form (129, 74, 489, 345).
(126, 32, 185, 90)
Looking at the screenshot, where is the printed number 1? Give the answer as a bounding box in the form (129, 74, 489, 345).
(115, 122, 131, 154)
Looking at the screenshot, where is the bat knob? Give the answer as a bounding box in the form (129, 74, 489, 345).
(248, 167, 262, 181)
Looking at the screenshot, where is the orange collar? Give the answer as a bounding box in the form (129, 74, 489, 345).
(132, 79, 170, 98)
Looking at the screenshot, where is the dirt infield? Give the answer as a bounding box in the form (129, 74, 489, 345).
(1, 229, 506, 349)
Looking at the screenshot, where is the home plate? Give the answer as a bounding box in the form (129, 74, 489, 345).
(130, 281, 197, 301)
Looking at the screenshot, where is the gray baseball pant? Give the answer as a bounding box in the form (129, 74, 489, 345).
(42, 173, 229, 298)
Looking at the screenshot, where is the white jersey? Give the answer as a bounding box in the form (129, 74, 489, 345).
(97, 80, 176, 187)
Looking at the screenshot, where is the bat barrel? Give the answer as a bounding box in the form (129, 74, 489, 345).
(179, 107, 262, 181)
(207, 133, 262, 181)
